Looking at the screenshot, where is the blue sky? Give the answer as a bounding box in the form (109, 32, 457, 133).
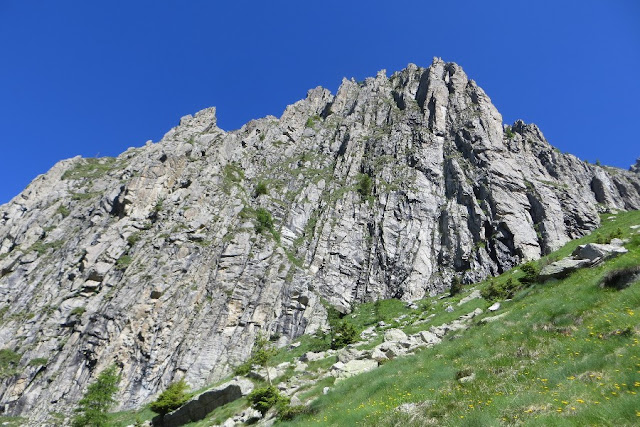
(0, 1, 639, 205)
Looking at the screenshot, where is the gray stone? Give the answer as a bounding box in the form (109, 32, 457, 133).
(488, 302, 501, 312)
(154, 378, 253, 427)
(300, 351, 326, 362)
(415, 330, 441, 346)
(458, 289, 481, 306)
(479, 312, 509, 324)
(383, 328, 407, 342)
(539, 258, 592, 280)
(333, 359, 378, 381)
(572, 243, 628, 263)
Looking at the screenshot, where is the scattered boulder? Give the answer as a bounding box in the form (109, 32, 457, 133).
(383, 328, 408, 342)
(333, 359, 378, 381)
(479, 312, 509, 324)
(488, 302, 501, 312)
(539, 258, 591, 280)
(415, 330, 441, 346)
(572, 243, 628, 263)
(300, 351, 326, 362)
(154, 378, 253, 427)
(458, 289, 481, 306)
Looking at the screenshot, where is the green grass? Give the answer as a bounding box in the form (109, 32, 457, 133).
(61, 157, 117, 180)
(107, 406, 155, 426)
(279, 210, 640, 426)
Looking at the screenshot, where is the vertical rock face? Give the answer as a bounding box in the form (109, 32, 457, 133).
(1, 58, 639, 422)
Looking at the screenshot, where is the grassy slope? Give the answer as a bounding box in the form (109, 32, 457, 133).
(280, 210, 640, 426)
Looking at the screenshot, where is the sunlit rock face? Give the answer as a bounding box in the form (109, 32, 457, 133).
(1, 58, 639, 423)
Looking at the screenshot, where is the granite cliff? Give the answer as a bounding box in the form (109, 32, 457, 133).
(1, 58, 639, 422)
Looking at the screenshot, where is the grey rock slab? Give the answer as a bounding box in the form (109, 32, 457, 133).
(154, 378, 253, 427)
(539, 258, 592, 280)
(333, 359, 378, 381)
(572, 243, 627, 262)
(457, 289, 481, 306)
(415, 330, 442, 346)
(383, 328, 408, 342)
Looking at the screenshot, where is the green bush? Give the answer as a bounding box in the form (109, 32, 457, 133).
(150, 379, 189, 416)
(72, 365, 120, 427)
(28, 357, 48, 367)
(481, 278, 520, 301)
(331, 321, 358, 349)
(357, 174, 373, 198)
(254, 182, 268, 197)
(0, 349, 21, 379)
(248, 386, 288, 415)
(71, 307, 86, 316)
(519, 261, 540, 285)
(505, 126, 515, 139)
(116, 255, 132, 270)
(255, 208, 274, 234)
(449, 276, 463, 297)
(233, 361, 252, 376)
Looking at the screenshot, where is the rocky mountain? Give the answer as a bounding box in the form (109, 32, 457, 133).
(1, 57, 639, 423)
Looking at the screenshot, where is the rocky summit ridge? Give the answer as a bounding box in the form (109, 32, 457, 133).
(1, 58, 639, 422)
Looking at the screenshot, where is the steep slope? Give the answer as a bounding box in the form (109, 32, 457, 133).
(1, 58, 639, 422)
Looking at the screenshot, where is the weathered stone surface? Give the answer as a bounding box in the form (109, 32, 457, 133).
(153, 378, 253, 427)
(383, 328, 408, 342)
(488, 302, 501, 312)
(1, 58, 640, 423)
(572, 243, 628, 263)
(539, 258, 592, 280)
(332, 359, 378, 381)
(415, 330, 441, 346)
(458, 289, 481, 305)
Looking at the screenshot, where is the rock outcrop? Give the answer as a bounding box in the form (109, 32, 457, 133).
(1, 58, 640, 423)
(153, 378, 253, 427)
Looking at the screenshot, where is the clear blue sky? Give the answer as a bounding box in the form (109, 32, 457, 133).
(1, 1, 639, 205)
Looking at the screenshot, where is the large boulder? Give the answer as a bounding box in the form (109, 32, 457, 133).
(153, 378, 254, 427)
(383, 328, 408, 342)
(539, 258, 591, 280)
(572, 243, 628, 263)
(332, 359, 378, 381)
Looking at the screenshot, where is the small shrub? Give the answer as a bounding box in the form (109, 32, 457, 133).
(72, 365, 120, 427)
(481, 278, 520, 301)
(520, 261, 540, 285)
(254, 182, 268, 197)
(127, 232, 141, 246)
(449, 276, 463, 297)
(0, 349, 21, 379)
(505, 126, 515, 139)
(56, 205, 70, 218)
(356, 174, 373, 198)
(331, 321, 358, 349)
(116, 255, 132, 270)
(255, 208, 274, 234)
(248, 386, 288, 415)
(28, 357, 48, 367)
(70, 307, 86, 316)
(233, 361, 252, 376)
(150, 379, 189, 416)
